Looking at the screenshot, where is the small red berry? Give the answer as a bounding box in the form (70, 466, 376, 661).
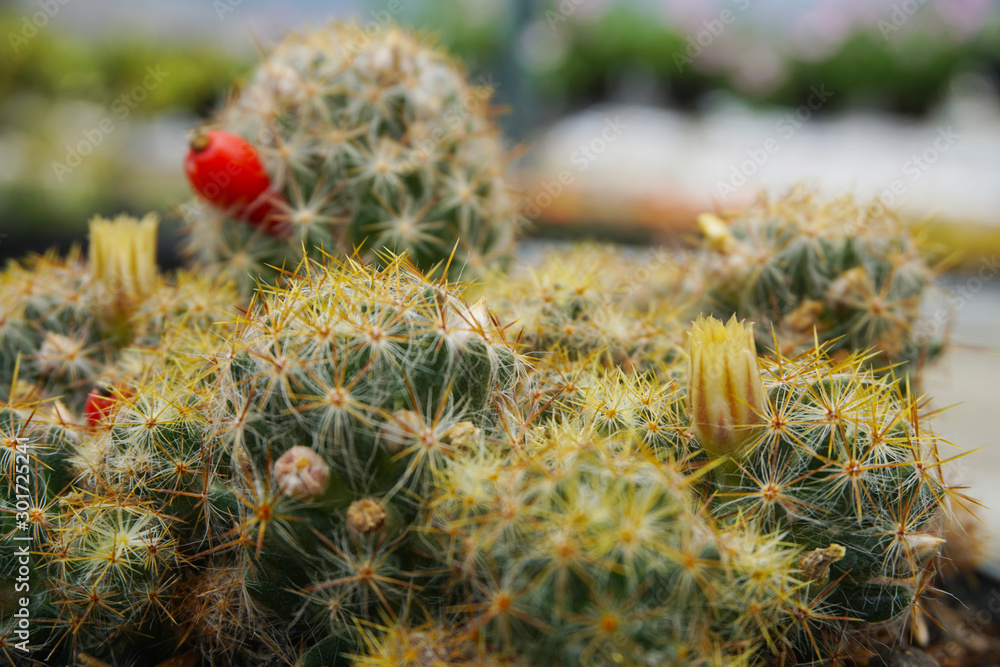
(184, 129, 287, 235)
(84, 385, 131, 427)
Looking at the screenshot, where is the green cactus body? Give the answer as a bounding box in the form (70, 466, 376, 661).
(697, 189, 941, 382)
(44, 254, 525, 663)
(2, 398, 179, 663)
(425, 421, 803, 666)
(716, 352, 945, 616)
(0, 249, 107, 406)
(0, 196, 965, 665)
(683, 317, 950, 656)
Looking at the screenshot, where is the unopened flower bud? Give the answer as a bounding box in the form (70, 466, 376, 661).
(688, 315, 766, 458)
(698, 213, 734, 253)
(347, 498, 388, 535)
(274, 446, 329, 500)
(89, 214, 159, 302)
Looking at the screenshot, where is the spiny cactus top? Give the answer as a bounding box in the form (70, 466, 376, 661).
(182, 20, 521, 296)
(484, 243, 695, 371)
(0, 215, 236, 411)
(697, 188, 941, 383)
(426, 418, 802, 666)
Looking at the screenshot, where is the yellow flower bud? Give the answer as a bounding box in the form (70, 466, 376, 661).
(697, 213, 734, 253)
(88, 214, 159, 302)
(688, 315, 766, 458)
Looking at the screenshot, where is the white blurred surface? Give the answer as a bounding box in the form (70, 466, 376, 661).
(532, 80, 1000, 227)
(925, 280, 1000, 557)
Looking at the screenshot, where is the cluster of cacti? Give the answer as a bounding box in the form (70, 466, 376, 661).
(695, 188, 942, 382)
(5, 252, 529, 665)
(421, 318, 950, 664)
(0, 17, 977, 667)
(181, 21, 520, 297)
(3, 253, 960, 666)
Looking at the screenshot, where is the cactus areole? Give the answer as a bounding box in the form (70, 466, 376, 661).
(184, 129, 286, 235)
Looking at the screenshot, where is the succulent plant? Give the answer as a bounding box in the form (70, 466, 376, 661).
(696, 188, 943, 383)
(424, 417, 801, 665)
(0, 39, 969, 662)
(0, 243, 966, 667)
(421, 316, 957, 663)
(181, 20, 521, 297)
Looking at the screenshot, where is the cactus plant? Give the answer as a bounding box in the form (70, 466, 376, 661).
(425, 417, 801, 665)
(181, 20, 521, 296)
(0, 215, 237, 412)
(686, 316, 952, 658)
(420, 316, 956, 663)
(190, 254, 523, 661)
(15, 253, 525, 664)
(696, 188, 943, 383)
(0, 18, 973, 658)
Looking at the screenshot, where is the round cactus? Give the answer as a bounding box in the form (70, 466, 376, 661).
(424, 419, 803, 665)
(685, 316, 951, 652)
(49, 253, 525, 663)
(182, 20, 521, 296)
(696, 188, 942, 383)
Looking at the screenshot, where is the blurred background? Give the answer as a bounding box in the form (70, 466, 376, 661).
(0, 0, 998, 542)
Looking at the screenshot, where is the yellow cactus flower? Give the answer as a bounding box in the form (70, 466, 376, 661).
(687, 315, 766, 458)
(88, 213, 159, 302)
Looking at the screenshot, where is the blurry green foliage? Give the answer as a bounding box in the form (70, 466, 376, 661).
(0, 11, 247, 116)
(425, 1, 1000, 115)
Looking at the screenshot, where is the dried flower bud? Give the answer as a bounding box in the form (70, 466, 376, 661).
(901, 535, 945, 569)
(274, 446, 329, 500)
(88, 214, 159, 302)
(688, 315, 766, 458)
(798, 543, 846, 582)
(441, 421, 479, 450)
(347, 498, 388, 535)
